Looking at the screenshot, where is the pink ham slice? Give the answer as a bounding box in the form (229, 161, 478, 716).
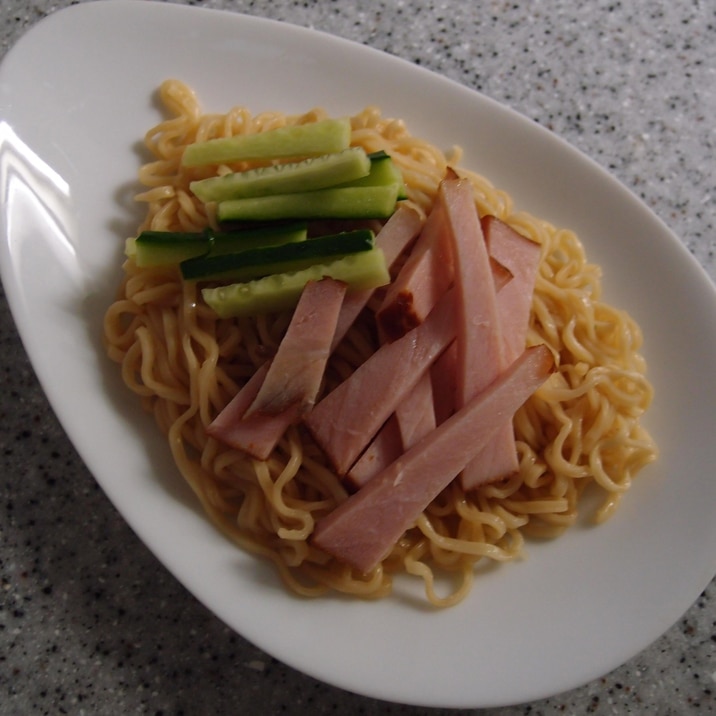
(245, 277, 346, 418)
(206, 363, 299, 460)
(304, 288, 456, 476)
(375, 202, 452, 342)
(483, 215, 541, 361)
(461, 216, 543, 489)
(439, 174, 505, 410)
(331, 205, 423, 351)
(311, 344, 555, 573)
(437, 175, 516, 489)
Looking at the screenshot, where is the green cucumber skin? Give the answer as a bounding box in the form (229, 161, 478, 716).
(216, 184, 400, 223)
(189, 147, 371, 203)
(181, 118, 351, 167)
(133, 235, 210, 267)
(202, 248, 390, 318)
(132, 224, 308, 267)
(208, 224, 307, 256)
(180, 229, 375, 283)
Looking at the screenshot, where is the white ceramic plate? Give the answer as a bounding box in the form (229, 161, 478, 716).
(2, 1, 716, 708)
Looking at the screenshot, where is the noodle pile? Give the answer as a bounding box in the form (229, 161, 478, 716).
(103, 79, 657, 607)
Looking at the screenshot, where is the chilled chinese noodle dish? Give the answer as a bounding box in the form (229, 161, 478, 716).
(103, 79, 657, 607)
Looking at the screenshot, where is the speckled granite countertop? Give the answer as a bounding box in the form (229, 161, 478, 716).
(1, 1, 714, 714)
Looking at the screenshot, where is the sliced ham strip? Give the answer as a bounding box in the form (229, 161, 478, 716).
(311, 344, 555, 574)
(439, 173, 505, 407)
(437, 175, 517, 489)
(304, 288, 456, 476)
(331, 205, 423, 351)
(461, 217, 543, 489)
(245, 278, 347, 418)
(206, 363, 299, 460)
(375, 202, 453, 342)
(482, 215, 541, 361)
(344, 415, 402, 491)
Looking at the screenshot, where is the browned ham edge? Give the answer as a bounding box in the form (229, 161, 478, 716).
(311, 344, 555, 574)
(375, 202, 452, 342)
(303, 288, 456, 476)
(244, 278, 346, 418)
(331, 205, 423, 350)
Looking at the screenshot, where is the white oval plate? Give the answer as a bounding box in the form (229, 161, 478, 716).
(2, 1, 716, 708)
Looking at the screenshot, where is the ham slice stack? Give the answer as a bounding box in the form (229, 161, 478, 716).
(311, 344, 554, 573)
(208, 171, 552, 574)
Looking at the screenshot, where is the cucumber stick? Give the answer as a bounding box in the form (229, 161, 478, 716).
(190, 147, 371, 202)
(344, 151, 407, 199)
(202, 248, 390, 318)
(129, 232, 209, 267)
(217, 184, 400, 223)
(181, 117, 351, 167)
(180, 229, 375, 282)
(130, 223, 308, 267)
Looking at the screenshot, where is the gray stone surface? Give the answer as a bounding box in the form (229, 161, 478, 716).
(1, 1, 715, 714)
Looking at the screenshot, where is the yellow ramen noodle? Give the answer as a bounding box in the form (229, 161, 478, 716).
(103, 79, 657, 607)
